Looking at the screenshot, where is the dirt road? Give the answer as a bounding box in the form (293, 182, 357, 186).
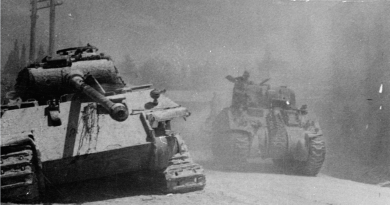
(43, 157, 390, 205)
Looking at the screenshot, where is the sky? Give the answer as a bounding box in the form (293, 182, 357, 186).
(1, 0, 337, 74)
(1, 0, 389, 87)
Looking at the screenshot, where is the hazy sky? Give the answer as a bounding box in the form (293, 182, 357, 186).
(1, 0, 389, 89)
(1, 1, 335, 68)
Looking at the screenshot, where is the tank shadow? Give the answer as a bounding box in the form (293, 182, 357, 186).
(43, 171, 166, 204)
(197, 158, 298, 176)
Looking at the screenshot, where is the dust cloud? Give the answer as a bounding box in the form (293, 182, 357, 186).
(2, 0, 390, 184)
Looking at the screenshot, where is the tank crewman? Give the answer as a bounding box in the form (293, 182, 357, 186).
(5, 91, 22, 107)
(226, 71, 252, 112)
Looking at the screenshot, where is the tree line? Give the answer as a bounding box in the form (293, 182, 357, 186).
(1, 40, 48, 102)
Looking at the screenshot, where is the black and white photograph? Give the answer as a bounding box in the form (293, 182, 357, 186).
(1, 0, 390, 204)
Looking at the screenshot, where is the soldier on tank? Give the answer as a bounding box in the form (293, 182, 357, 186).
(5, 91, 22, 107)
(226, 71, 252, 113)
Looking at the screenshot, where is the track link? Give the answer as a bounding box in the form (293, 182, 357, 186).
(1, 143, 41, 203)
(163, 152, 205, 193)
(267, 111, 289, 158)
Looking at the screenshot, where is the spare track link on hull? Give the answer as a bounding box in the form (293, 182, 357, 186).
(163, 152, 205, 193)
(1, 144, 40, 203)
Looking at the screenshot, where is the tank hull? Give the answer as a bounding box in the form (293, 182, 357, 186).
(1, 87, 205, 202)
(42, 143, 153, 185)
(211, 81, 325, 175)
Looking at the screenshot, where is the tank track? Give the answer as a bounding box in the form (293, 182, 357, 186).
(299, 136, 326, 176)
(163, 152, 206, 193)
(1, 143, 41, 203)
(267, 111, 289, 158)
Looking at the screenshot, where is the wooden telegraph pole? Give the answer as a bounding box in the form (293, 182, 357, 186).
(48, 0, 63, 56)
(29, 0, 63, 62)
(29, 0, 38, 63)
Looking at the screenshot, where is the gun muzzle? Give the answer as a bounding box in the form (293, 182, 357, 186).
(69, 74, 129, 122)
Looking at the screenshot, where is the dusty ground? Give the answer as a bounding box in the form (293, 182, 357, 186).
(3, 139, 389, 205)
(38, 154, 390, 205)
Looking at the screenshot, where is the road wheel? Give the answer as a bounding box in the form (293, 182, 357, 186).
(298, 137, 326, 176)
(212, 131, 250, 167)
(273, 137, 325, 176)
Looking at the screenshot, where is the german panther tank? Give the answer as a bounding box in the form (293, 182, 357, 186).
(1, 45, 205, 203)
(212, 72, 325, 176)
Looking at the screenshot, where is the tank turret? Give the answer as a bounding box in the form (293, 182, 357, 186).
(9, 45, 128, 121)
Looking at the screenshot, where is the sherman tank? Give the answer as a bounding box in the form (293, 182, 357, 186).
(1, 45, 205, 203)
(212, 73, 326, 176)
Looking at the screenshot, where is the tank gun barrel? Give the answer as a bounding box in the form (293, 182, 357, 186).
(69, 74, 129, 122)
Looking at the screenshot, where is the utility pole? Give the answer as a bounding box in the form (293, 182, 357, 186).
(29, 0, 63, 62)
(29, 0, 38, 63)
(49, 0, 56, 56)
